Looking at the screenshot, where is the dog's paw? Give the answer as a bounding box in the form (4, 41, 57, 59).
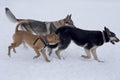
(13, 49, 16, 53)
(33, 55, 40, 59)
(8, 53, 11, 57)
(97, 60, 104, 63)
(81, 55, 91, 59)
(81, 55, 85, 58)
(33, 56, 38, 59)
(46, 59, 51, 62)
(13, 50, 16, 53)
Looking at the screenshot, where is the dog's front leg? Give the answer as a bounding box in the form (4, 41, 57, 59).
(33, 48, 41, 59)
(81, 48, 91, 59)
(91, 48, 104, 62)
(41, 49, 50, 62)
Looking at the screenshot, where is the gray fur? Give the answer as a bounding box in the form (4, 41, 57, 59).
(5, 8, 75, 35)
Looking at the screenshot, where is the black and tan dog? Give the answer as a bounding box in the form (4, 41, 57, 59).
(49, 26, 119, 62)
(8, 21, 60, 62)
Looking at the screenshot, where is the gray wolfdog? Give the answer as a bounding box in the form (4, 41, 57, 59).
(5, 8, 75, 35)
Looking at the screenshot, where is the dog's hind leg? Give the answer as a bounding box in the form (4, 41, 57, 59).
(11, 43, 16, 53)
(8, 43, 14, 57)
(91, 48, 104, 62)
(81, 48, 91, 59)
(48, 44, 59, 56)
(8, 43, 19, 57)
(54, 38, 71, 59)
(55, 49, 62, 59)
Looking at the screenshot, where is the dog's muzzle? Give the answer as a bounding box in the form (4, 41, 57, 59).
(111, 37, 120, 45)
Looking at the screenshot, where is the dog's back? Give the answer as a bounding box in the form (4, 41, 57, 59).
(5, 8, 75, 35)
(55, 26, 104, 50)
(13, 20, 38, 47)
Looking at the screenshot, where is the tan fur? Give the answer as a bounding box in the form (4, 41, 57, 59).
(53, 20, 65, 28)
(8, 21, 60, 62)
(15, 20, 29, 32)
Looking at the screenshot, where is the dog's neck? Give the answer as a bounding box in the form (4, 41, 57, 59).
(102, 31, 106, 43)
(33, 36, 49, 48)
(102, 31, 109, 43)
(40, 36, 49, 47)
(39, 36, 58, 47)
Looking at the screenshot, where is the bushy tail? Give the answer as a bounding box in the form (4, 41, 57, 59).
(15, 20, 29, 32)
(5, 7, 20, 23)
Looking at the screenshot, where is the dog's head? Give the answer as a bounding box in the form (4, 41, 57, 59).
(47, 32, 60, 45)
(104, 27, 119, 44)
(64, 14, 75, 27)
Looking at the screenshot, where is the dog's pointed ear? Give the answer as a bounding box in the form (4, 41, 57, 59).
(69, 14, 72, 18)
(65, 15, 68, 20)
(104, 26, 110, 35)
(104, 26, 108, 31)
(104, 26, 107, 30)
(66, 15, 69, 18)
(65, 14, 71, 21)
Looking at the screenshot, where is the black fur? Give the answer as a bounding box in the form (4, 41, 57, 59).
(49, 26, 110, 50)
(48, 26, 119, 62)
(48, 26, 119, 61)
(56, 26, 104, 49)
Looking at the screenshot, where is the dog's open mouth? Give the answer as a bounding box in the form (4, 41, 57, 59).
(111, 39, 119, 45)
(111, 41, 115, 44)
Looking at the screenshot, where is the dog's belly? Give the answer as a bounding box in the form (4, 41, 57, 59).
(73, 39, 100, 50)
(72, 39, 87, 46)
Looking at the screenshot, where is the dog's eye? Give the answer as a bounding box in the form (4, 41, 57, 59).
(110, 32, 115, 37)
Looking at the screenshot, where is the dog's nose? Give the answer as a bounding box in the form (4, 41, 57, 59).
(116, 38, 120, 42)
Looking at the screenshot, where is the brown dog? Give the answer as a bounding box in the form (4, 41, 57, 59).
(8, 20, 60, 62)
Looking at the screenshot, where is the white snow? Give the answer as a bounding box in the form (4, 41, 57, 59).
(0, 0, 120, 80)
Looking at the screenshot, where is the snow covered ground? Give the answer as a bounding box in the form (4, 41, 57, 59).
(0, 0, 120, 80)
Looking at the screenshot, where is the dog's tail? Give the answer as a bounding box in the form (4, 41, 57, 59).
(15, 20, 29, 32)
(5, 7, 20, 23)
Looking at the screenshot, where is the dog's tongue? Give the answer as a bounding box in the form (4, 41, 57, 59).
(111, 41, 115, 45)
